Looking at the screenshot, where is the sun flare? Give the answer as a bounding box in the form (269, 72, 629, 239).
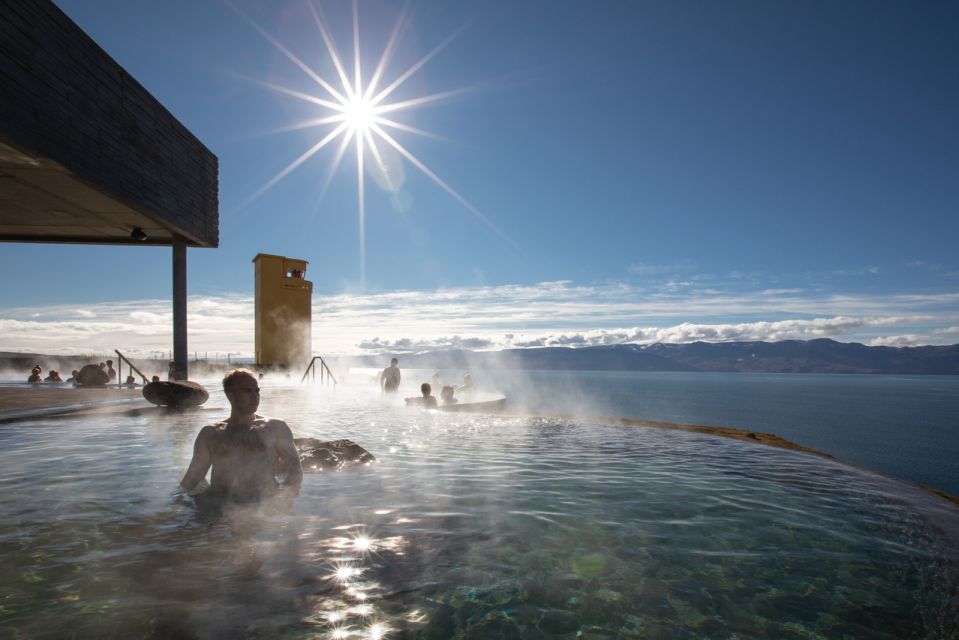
(342, 96, 376, 134)
(237, 0, 511, 287)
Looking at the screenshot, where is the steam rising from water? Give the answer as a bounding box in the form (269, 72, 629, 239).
(0, 374, 957, 637)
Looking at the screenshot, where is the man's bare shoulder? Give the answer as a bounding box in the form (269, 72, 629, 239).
(252, 415, 293, 433)
(196, 422, 226, 437)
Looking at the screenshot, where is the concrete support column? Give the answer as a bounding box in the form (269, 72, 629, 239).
(172, 234, 188, 380)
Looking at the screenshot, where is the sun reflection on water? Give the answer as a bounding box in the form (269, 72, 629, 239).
(329, 562, 363, 583)
(327, 626, 354, 639)
(352, 535, 372, 552)
(346, 585, 369, 601)
(368, 622, 391, 639)
(349, 603, 374, 617)
(324, 610, 346, 624)
(308, 516, 417, 639)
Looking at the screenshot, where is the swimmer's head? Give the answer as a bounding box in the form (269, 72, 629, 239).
(421, 382, 431, 397)
(222, 368, 257, 394)
(223, 368, 260, 414)
(391, 358, 398, 366)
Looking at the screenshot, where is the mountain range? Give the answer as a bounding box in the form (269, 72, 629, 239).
(344, 339, 959, 375)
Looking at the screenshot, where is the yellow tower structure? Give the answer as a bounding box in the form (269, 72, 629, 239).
(252, 253, 313, 369)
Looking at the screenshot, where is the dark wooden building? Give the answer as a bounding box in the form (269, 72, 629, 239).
(0, 0, 219, 379)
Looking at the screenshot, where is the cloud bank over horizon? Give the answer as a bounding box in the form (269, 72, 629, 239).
(1, 280, 957, 358)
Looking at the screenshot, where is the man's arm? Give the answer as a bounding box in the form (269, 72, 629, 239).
(180, 425, 213, 491)
(273, 420, 303, 490)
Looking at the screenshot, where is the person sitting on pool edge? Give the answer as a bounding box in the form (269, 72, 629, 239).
(405, 382, 437, 408)
(179, 368, 302, 502)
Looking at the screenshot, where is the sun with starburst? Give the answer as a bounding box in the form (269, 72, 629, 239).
(237, 0, 509, 287)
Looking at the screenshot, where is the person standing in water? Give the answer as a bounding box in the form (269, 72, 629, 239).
(180, 368, 302, 501)
(381, 357, 401, 393)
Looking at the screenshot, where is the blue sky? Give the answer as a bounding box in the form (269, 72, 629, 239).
(2, 0, 958, 356)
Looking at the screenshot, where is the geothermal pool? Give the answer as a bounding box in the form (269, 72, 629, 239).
(0, 379, 957, 638)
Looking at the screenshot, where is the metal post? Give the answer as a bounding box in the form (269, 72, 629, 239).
(172, 235, 188, 381)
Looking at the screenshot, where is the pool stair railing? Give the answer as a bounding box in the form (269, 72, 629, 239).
(300, 355, 337, 388)
(114, 350, 150, 387)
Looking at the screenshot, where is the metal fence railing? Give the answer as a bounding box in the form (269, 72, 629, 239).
(300, 356, 337, 388)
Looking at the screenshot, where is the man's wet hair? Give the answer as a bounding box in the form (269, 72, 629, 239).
(421, 382, 431, 396)
(223, 368, 258, 393)
(391, 358, 398, 365)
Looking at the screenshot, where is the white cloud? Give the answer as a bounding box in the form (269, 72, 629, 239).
(0, 281, 957, 357)
(816, 266, 884, 278)
(507, 317, 871, 349)
(865, 335, 928, 347)
(627, 260, 695, 276)
(760, 288, 804, 296)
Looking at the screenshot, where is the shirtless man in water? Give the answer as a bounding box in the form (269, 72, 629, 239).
(381, 357, 401, 393)
(180, 369, 302, 501)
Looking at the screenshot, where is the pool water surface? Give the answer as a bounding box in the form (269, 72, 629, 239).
(0, 381, 957, 639)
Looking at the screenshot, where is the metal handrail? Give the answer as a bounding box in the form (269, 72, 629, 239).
(300, 355, 337, 387)
(114, 349, 150, 386)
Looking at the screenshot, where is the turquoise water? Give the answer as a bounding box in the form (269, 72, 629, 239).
(1, 381, 958, 638)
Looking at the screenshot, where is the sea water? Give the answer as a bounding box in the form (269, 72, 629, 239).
(0, 378, 957, 638)
(439, 368, 959, 497)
